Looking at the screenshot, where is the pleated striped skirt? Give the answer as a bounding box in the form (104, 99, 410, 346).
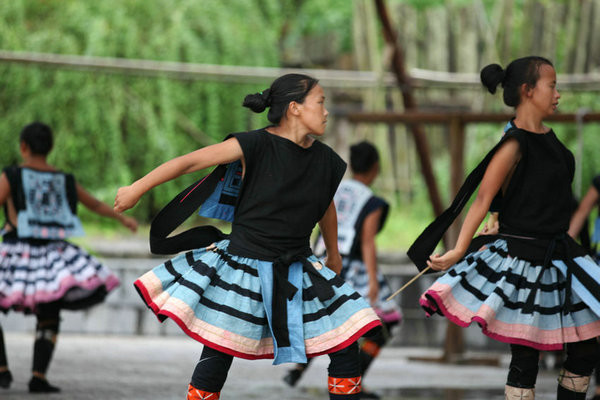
(0, 239, 119, 313)
(134, 239, 381, 360)
(421, 238, 600, 350)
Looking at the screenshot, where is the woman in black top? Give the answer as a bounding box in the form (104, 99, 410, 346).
(115, 74, 380, 400)
(569, 175, 600, 400)
(409, 57, 600, 399)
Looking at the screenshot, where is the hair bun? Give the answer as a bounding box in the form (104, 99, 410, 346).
(242, 88, 271, 113)
(480, 64, 505, 94)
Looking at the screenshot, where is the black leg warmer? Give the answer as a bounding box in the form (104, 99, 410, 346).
(190, 346, 233, 393)
(0, 325, 7, 367)
(328, 342, 361, 399)
(507, 344, 540, 389)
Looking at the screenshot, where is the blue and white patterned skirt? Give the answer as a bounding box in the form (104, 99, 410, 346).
(135, 239, 381, 361)
(421, 238, 600, 350)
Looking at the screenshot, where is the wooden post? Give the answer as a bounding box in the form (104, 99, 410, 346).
(442, 116, 466, 362)
(374, 0, 447, 243)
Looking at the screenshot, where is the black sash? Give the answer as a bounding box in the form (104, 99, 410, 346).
(149, 165, 229, 255)
(407, 129, 524, 271)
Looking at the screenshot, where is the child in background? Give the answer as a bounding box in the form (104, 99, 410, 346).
(569, 175, 600, 400)
(284, 141, 401, 400)
(0, 122, 137, 392)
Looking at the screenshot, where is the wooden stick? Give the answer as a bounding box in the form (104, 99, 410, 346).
(386, 266, 432, 301)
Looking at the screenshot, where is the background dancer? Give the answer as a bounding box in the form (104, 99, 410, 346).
(569, 174, 600, 400)
(409, 57, 600, 399)
(283, 141, 401, 400)
(0, 122, 137, 392)
(114, 74, 381, 400)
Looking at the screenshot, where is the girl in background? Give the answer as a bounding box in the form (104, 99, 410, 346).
(0, 122, 137, 392)
(569, 176, 600, 400)
(284, 141, 401, 400)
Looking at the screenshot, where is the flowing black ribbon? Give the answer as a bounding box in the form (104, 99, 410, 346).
(149, 165, 228, 255)
(407, 131, 523, 272)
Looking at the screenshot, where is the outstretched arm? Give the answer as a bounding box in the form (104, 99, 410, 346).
(568, 186, 599, 238)
(318, 201, 342, 274)
(361, 207, 383, 306)
(77, 184, 138, 232)
(114, 138, 243, 212)
(428, 138, 520, 271)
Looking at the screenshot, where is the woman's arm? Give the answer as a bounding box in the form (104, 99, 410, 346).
(318, 201, 342, 274)
(77, 184, 138, 232)
(360, 207, 383, 306)
(114, 138, 243, 212)
(428, 138, 521, 271)
(568, 186, 599, 238)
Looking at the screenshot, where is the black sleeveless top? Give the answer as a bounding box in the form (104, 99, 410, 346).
(499, 129, 575, 238)
(408, 127, 587, 270)
(227, 129, 346, 260)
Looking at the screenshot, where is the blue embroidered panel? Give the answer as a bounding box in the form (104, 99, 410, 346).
(198, 161, 242, 223)
(17, 169, 84, 239)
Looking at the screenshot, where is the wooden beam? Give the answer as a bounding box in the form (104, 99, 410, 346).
(348, 111, 600, 124)
(374, 0, 446, 237)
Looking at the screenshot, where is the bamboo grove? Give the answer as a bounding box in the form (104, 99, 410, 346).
(1, 0, 599, 228)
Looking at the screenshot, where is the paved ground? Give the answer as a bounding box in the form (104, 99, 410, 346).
(0, 332, 567, 400)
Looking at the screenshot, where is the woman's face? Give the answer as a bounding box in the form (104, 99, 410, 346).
(296, 84, 329, 136)
(528, 64, 560, 117)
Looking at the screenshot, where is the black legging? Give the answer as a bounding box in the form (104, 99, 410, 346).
(32, 303, 61, 375)
(0, 324, 8, 368)
(192, 342, 361, 398)
(0, 302, 60, 375)
(508, 339, 600, 389)
(358, 321, 394, 376)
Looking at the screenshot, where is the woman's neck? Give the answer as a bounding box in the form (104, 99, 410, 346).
(266, 122, 313, 148)
(514, 106, 549, 134)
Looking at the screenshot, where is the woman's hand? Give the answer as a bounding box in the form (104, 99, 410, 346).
(119, 214, 138, 233)
(323, 252, 342, 275)
(426, 248, 464, 271)
(114, 185, 142, 213)
(368, 279, 380, 306)
(478, 219, 499, 236)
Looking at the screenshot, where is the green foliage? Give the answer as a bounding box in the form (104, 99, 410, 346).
(0, 0, 284, 220)
(0, 1, 362, 225)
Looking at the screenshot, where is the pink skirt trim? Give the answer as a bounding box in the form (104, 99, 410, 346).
(421, 283, 600, 351)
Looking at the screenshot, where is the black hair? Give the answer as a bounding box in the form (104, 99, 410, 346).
(350, 141, 379, 174)
(20, 122, 53, 155)
(242, 73, 319, 124)
(480, 56, 553, 107)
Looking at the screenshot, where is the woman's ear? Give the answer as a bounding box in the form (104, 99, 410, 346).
(521, 83, 533, 99)
(288, 101, 301, 116)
